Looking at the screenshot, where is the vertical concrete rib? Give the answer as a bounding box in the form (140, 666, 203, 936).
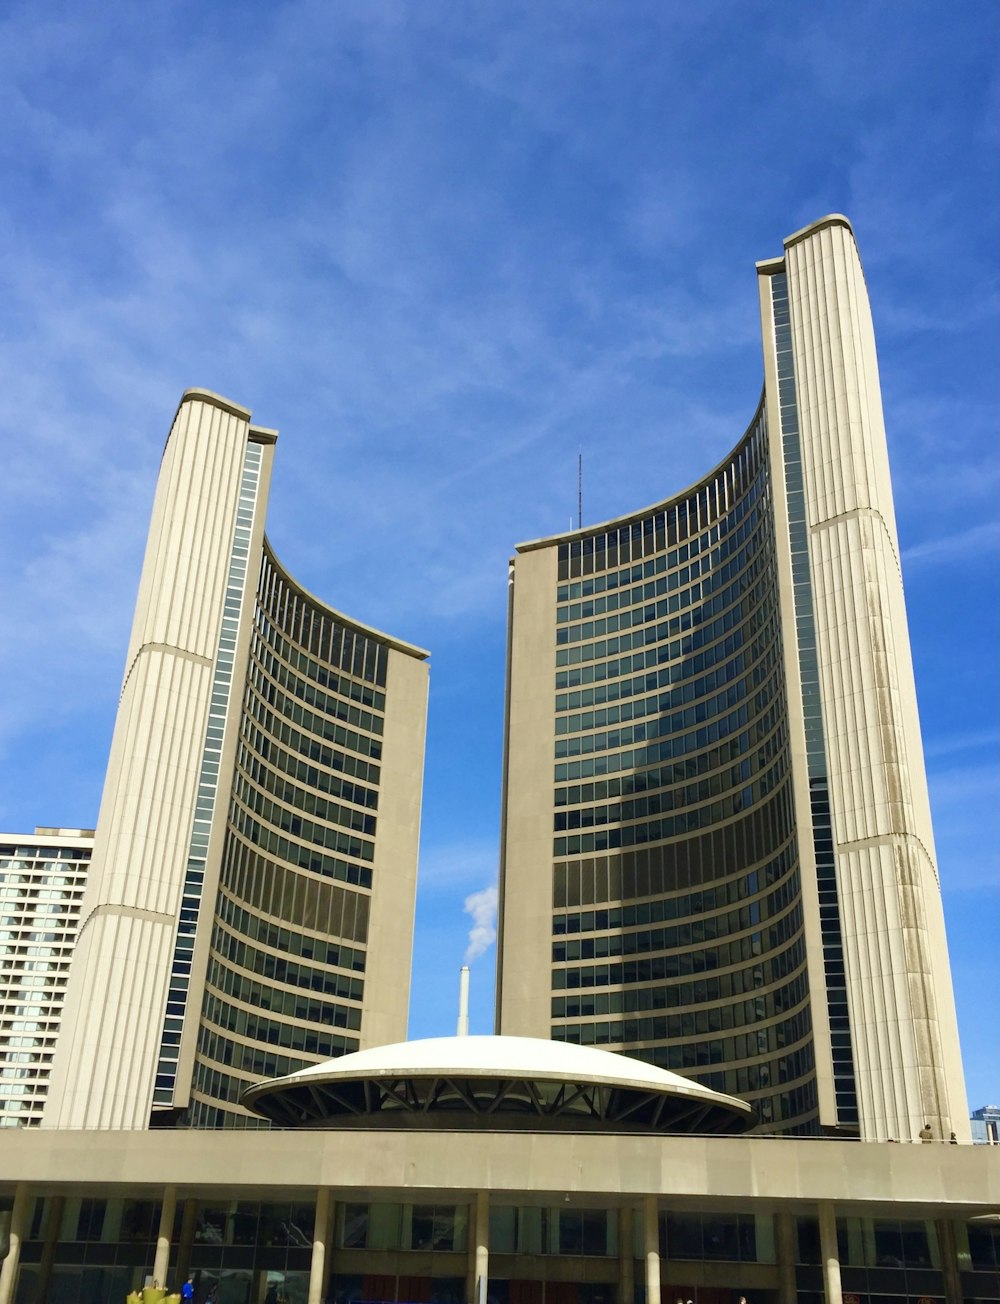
(783, 217, 968, 1139)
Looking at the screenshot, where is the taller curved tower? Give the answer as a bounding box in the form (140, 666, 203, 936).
(496, 216, 968, 1141)
(43, 390, 428, 1129)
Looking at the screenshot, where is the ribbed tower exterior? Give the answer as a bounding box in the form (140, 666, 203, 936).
(44, 390, 428, 1129)
(496, 217, 968, 1141)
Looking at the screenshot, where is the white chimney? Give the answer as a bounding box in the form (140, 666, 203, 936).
(457, 965, 470, 1036)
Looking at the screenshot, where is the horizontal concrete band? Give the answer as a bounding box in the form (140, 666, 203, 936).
(4, 1131, 996, 1216)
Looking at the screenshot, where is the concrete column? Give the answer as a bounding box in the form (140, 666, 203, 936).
(817, 1201, 841, 1304)
(468, 1191, 489, 1304)
(0, 1183, 30, 1304)
(618, 1206, 634, 1304)
(307, 1189, 332, 1304)
(643, 1195, 659, 1304)
(153, 1186, 177, 1288)
(775, 1211, 797, 1304)
(176, 1198, 198, 1287)
(36, 1195, 65, 1304)
(936, 1218, 962, 1304)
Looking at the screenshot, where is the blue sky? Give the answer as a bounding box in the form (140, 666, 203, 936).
(0, 1, 996, 1107)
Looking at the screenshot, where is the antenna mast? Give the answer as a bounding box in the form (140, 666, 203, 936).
(578, 452, 583, 530)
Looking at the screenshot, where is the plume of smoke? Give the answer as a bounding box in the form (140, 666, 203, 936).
(463, 885, 498, 962)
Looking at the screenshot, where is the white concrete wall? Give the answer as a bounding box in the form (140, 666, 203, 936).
(782, 218, 968, 1141)
(360, 644, 429, 1047)
(43, 392, 260, 1129)
(497, 546, 560, 1039)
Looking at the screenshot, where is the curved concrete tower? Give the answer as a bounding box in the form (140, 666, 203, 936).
(44, 390, 428, 1129)
(497, 217, 968, 1142)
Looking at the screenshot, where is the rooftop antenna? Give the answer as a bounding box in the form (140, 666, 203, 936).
(578, 452, 583, 529)
(457, 965, 470, 1036)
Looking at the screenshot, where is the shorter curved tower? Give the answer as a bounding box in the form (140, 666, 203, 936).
(44, 391, 428, 1129)
(496, 217, 968, 1142)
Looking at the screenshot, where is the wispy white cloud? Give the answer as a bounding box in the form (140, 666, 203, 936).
(902, 521, 1000, 569)
(418, 840, 498, 892)
(925, 729, 1000, 760)
(463, 885, 498, 963)
(929, 762, 1000, 893)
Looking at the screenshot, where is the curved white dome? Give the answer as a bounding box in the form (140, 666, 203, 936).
(242, 1034, 753, 1134)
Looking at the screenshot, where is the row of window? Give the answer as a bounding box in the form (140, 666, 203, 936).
(555, 676, 754, 759)
(556, 743, 787, 837)
(251, 641, 384, 737)
(214, 891, 366, 972)
(556, 536, 771, 663)
(553, 850, 795, 934)
(242, 696, 380, 786)
(233, 770, 375, 862)
(0, 847, 90, 862)
(253, 613, 386, 711)
(200, 992, 359, 1060)
(186, 1098, 268, 1130)
(218, 836, 370, 943)
(554, 598, 764, 691)
(556, 494, 765, 621)
(245, 677, 382, 761)
(190, 1060, 270, 1112)
(557, 646, 747, 717)
(204, 958, 362, 1031)
(555, 710, 783, 809)
(195, 1027, 315, 1088)
(210, 923, 364, 1001)
(229, 804, 372, 889)
(0, 883, 84, 899)
(554, 755, 788, 856)
(555, 980, 813, 1037)
(555, 682, 783, 782)
(554, 919, 804, 992)
(558, 724, 787, 826)
(555, 543, 774, 670)
(555, 644, 769, 736)
(24, 1195, 991, 1279)
(553, 795, 796, 910)
(240, 724, 378, 810)
(556, 512, 767, 642)
(553, 874, 800, 958)
(0, 933, 77, 950)
(238, 746, 376, 836)
(556, 466, 764, 603)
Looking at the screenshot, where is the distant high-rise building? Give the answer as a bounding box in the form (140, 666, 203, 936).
(496, 215, 968, 1141)
(42, 391, 429, 1130)
(0, 828, 93, 1127)
(971, 1104, 1000, 1144)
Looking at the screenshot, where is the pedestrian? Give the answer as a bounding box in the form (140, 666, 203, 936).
(950, 1132, 958, 1144)
(182, 1279, 195, 1304)
(919, 1122, 933, 1143)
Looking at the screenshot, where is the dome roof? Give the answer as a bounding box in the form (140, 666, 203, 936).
(241, 1035, 753, 1134)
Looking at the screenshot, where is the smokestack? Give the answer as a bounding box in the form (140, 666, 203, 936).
(457, 965, 470, 1036)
